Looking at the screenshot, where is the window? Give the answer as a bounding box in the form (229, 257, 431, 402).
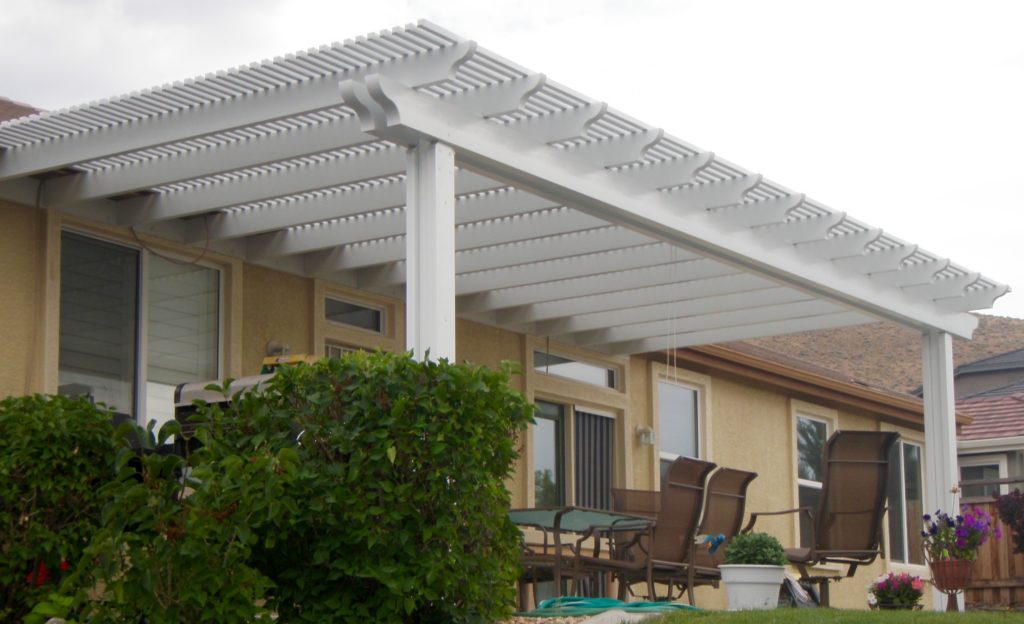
(534, 351, 618, 389)
(795, 414, 830, 547)
(324, 343, 357, 359)
(887, 440, 924, 565)
(960, 455, 1008, 500)
(658, 380, 699, 480)
(534, 401, 565, 507)
(325, 296, 383, 333)
(58, 232, 220, 431)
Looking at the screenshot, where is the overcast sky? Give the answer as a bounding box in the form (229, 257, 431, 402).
(3, 0, 1023, 320)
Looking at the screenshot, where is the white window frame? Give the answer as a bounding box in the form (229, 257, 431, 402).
(652, 364, 711, 490)
(879, 423, 929, 575)
(959, 453, 1009, 499)
(60, 228, 224, 429)
(533, 349, 621, 390)
(323, 294, 385, 335)
(791, 401, 837, 548)
(889, 439, 926, 566)
(656, 380, 700, 466)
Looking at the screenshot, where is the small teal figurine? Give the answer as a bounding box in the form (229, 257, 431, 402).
(695, 533, 726, 554)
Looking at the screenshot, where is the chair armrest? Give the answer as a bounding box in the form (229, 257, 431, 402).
(742, 507, 814, 534)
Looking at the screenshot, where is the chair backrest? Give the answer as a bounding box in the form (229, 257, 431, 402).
(651, 457, 717, 562)
(694, 467, 758, 568)
(611, 488, 660, 518)
(815, 430, 900, 554)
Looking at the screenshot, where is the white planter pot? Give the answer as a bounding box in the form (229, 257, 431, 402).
(719, 564, 786, 610)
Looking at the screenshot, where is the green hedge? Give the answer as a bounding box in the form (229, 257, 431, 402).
(64, 351, 532, 623)
(0, 395, 118, 623)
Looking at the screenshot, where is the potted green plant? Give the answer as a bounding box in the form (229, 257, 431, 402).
(719, 532, 788, 610)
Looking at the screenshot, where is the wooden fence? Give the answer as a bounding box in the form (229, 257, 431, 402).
(963, 495, 1024, 606)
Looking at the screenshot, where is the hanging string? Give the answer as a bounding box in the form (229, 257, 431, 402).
(129, 214, 212, 267)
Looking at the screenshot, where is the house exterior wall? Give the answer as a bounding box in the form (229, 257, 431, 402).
(956, 371, 1024, 399)
(0, 205, 934, 610)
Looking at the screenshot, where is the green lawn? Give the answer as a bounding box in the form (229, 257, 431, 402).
(654, 609, 1024, 623)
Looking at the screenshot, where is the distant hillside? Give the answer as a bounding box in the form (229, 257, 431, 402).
(743, 314, 1024, 394)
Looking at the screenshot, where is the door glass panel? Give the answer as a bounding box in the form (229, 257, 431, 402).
(575, 409, 614, 509)
(534, 402, 564, 507)
(59, 233, 139, 418)
(903, 443, 924, 564)
(886, 443, 906, 562)
(146, 257, 219, 432)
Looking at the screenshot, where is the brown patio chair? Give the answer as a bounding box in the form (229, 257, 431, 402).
(742, 430, 900, 606)
(691, 467, 759, 578)
(593, 456, 717, 604)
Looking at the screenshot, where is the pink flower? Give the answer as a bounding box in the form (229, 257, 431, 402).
(912, 578, 924, 591)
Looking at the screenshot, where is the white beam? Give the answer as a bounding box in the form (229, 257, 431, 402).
(711, 193, 804, 230)
(39, 116, 369, 207)
(565, 299, 839, 347)
(187, 169, 501, 242)
(405, 141, 456, 361)
(248, 203, 604, 260)
(541, 286, 809, 338)
(35, 73, 546, 208)
(488, 268, 765, 323)
(340, 74, 982, 337)
(455, 243, 696, 295)
(350, 226, 655, 286)
(0, 40, 475, 181)
(118, 146, 406, 225)
(921, 330, 959, 611)
(599, 311, 870, 355)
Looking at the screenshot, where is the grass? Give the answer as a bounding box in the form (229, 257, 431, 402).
(653, 608, 1024, 623)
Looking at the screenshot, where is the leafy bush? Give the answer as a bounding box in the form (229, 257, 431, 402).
(67, 420, 276, 624)
(0, 394, 118, 623)
(994, 489, 1024, 553)
(725, 532, 787, 566)
(66, 351, 532, 623)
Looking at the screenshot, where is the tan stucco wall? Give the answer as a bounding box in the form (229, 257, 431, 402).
(241, 264, 314, 376)
(0, 201, 49, 397)
(0, 214, 932, 609)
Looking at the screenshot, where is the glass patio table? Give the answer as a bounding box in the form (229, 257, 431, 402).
(509, 506, 656, 601)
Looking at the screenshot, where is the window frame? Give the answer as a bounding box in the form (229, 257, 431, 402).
(879, 422, 929, 575)
(533, 349, 621, 390)
(324, 295, 385, 335)
(888, 439, 925, 565)
(651, 363, 711, 490)
(315, 281, 400, 356)
(790, 400, 837, 549)
(58, 228, 225, 429)
(959, 453, 1009, 501)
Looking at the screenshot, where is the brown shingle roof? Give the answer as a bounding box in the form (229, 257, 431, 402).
(0, 97, 40, 122)
(745, 314, 1024, 394)
(958, 393, 1024, 440)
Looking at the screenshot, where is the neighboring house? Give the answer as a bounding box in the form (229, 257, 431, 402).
(958, 378, 1024, 501)
(0, 22, 1009, 611)
(951, 348, 1024, 400)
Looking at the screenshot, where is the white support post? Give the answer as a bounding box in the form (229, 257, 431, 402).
(405, 140, 456, 362)
(921, 330, 960, 611)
